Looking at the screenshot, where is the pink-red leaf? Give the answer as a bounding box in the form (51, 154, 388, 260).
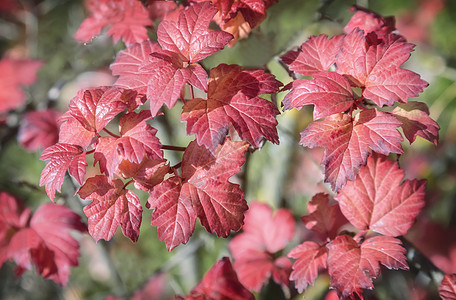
(147, 138, 249, 250)
(157, 2, 233, 63)
(58, 113, 97, 149)
(301, 193, 347, 239)
(5, 202, 86, 285)
(188, 257, 255, 300)
(391, 101, 439, 145)
(344, 6, 395, 37)
(440, 274, 456, 300)
(94, 111, 163, 178)
(327, 235, 408, 299)
(281, 34, 344, 76)
(336, 30, 427, 106)
(18, 109, 61, 152)
(118, 158, 169, 191)
(182, 64, 281, 150)
(74, 0, 152, 45)
(300, 109, 403, 191)
(229, 202, 295, 291)
(148, 176, 196, 251)
(68, 87, 133, 133)
(335, 154, 426, 236)
(40, 143, 87, 200)
(79, 175, 142, 243)
(283, 71, 355, 119)
(0, 58, 42, 113)
(111, 40, 162, 95)
(288, 241, 327, 292)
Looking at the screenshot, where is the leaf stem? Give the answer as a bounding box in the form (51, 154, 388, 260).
(189, 84, 194, 100)
(123, 179, 134, 189)
(161, 145, 186, 151)
(103, 128, 121, 138)
(171, 162, 182, 170)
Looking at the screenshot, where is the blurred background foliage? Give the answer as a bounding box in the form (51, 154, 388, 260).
(0, 0, 455, 299)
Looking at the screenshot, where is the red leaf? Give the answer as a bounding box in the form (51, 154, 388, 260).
(188, 257, 254, 300)
(336, 30, 428, 106)
(68, 87, 132, 133)
(6, 203, 86, 285)
(439, 274, 456, 300)
(148, 176, 196, 251)
(18, 109, 61, 152)
(0, 192, 30, 265)
(157, 2, 233, 63)
(40, 143, 87, 200)
(327, 235, 408, 299)
(0, 58, 42, 114)
(300, 109, 403, 191)
(147, 138, 249, 250)
(79, 175, 142, 243)
(280, 34, 344, 76)
(391, 101, 439, 145)
(94, 111, 163, 178)
(74, 0, 152, 45)
(118, 158, 169, 191)
(288, 241, 327, 292)
(182, 64, 281, 150)
(344, 6, 396, 37)
(229, 202, 295, 291)
(58, 113, 97, 149)
(282, 71, 355, 120)
(111, 40, 162, 95)
(335, 154, 426, 236)
(301, 193, 347, 239)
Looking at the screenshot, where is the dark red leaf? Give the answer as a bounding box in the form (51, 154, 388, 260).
(229, 202, 295, 291)
(335, 153, 426, 236)
(439, 274, 456, 300)
(327, 235, 408, 299)
(281, 34, 344, 76)
(18, 109, 61, 152)
(0, 58, 42, 114)
(300, 109, 403, 191)
(282, 71, 355, 119)
(182, 64, 281, 150)
(188, 257, 255, 300)
(40, 143, 87, 200)
(288, 241, 327, 292)
(79, 175, 142, 242)
(391, 101, 439, 145)
(74, 0, 152, 45)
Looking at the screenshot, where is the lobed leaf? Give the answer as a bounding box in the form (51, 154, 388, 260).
(281, 34, 344, 76)
(327, 235, 408, 299)
(288, 241, 327, 293)
(282, 71, 355, 120)
(439, 274, 456, 300)
(391, 101, 439, 145)
(79, 175, 142, 243)
(40, 143, 87, 200)
(335, 153, 426, 236)
(300, 109, 403, 191)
